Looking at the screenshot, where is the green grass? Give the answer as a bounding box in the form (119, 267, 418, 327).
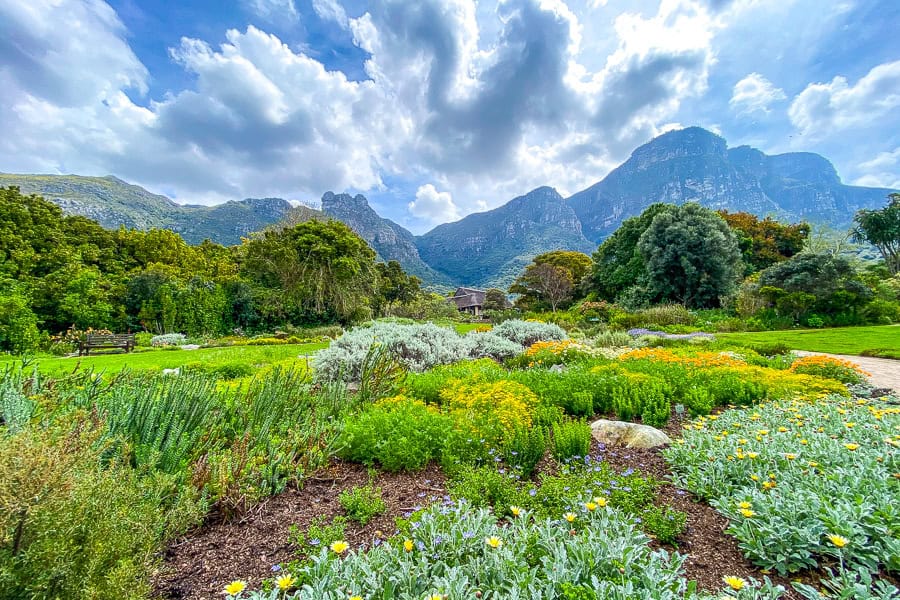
(453, 322, 490, 334)
(718, 325, 900, 357)
(2, 342, 329, 376)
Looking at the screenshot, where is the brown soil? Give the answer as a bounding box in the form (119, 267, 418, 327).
(153, 462, 447, 600)
(154, 434, 813, 600)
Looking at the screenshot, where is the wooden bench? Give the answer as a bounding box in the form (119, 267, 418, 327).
(78, 334, 136, 356)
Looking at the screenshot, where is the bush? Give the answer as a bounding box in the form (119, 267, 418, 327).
(150, 333, 187, 347)
(339, 484, 386, 525)
(134, 332, 154, 347)
(501, 425, 547, 477)
(441, 380, 539, 445)
(551, 420, 592, 462)
(461, 332, 522, 361)
(313, 321, 468, 382)
(788, 355, 868, 385)
(337, 396, 451, 471)
(0, 426, 173, 600)
(491, 319, 567, 347)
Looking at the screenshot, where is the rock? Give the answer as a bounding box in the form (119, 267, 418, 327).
(590, 419, 672, 449)
(161, 368, 181, 376)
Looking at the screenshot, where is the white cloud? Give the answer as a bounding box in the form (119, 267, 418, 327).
(854, 148, 900, 190)
(312, 0, 348, 27)
(242, 0, 299, 24)
(789, 61, 900, 139)
(408, 184, 460, 224)
(730, 72, 786, 115)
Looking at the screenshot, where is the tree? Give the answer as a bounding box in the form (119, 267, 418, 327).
(637, 203, 743, 308)
(587, 203, 674, 302)
(510, 263, 573, 312)
(853, 193, 900, 275)
(242, 220, 377, 323)
(374, 261, 421, 316)
(483, 288, 510, 311)
(719, 211, 809, 274)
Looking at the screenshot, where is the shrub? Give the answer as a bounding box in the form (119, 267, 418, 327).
(134, 332, 154, 347)
(337, 396, 451, 471)
(289, 515, 347, 558)
(551, 420, 592, 462)
(491, 319, 567, 347)
(788, 355, 868, 385)
(150, 333, 187, 347)
(501, 425, 547, 477)
(339, 484, 386, 525)
(441, 380, 539, 445)
(590, 330, 634, 348)
(642, 506, 688, 545)
(313, 321, 468, 382)
(461, 332, 522, 361)
(0, 426, 171, 600)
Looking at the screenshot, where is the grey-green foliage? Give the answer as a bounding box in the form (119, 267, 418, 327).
(100, 372, 222, 473)
(0, 367, 37, 433)
(637, 202, 743, 308)
(491, 319, 567, 346)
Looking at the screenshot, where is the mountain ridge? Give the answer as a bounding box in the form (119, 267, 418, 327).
(3, 126, 896, 288)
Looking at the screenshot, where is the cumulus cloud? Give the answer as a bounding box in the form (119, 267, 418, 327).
(408, 184, 461, 224)
(789, 61, 900, 139)
(242, 0, 299, 24)
(730, 72, 786, 115)
(0, 0, 729, 221)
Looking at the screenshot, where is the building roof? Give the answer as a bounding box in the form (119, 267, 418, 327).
(449, 287, 486, 309)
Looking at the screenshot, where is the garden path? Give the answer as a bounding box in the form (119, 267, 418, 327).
(794, 351, 900, 393)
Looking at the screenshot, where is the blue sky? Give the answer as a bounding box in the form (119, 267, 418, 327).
(1, 0, 898, 233)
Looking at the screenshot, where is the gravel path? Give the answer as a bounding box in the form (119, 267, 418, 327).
(794, 351, 900, 393)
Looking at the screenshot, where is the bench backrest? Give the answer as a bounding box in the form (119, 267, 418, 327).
(85, 334, 135, 344)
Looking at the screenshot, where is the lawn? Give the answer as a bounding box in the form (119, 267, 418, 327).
(2, 341, 330, 376)
(718, 324, 900, 358)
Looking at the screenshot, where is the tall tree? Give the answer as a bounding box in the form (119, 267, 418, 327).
(719, 211, 809, 274)
(637, 203, 743, 308)
(483, 288, 510, 311)
(374, 260, 421, 315)
(242, 220, 377, 322)
(853, 193, 900, 275)
(587, 203, 674, 302)
(510, 262, 573, 312)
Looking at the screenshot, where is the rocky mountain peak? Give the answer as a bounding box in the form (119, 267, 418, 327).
(629, 126, 727, 169)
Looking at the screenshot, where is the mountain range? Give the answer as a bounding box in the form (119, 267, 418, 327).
(2, 127, 895, 288)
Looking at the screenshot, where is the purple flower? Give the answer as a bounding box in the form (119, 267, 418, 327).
(463, 531, 475, 539)
(271, 565, 282, 572)
(622, 468, 635, 477)
(309, 538, 320, 546)
(529, 488, 537, 497)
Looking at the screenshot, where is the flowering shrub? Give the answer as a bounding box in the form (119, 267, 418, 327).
(441, 380, 539, 443)
(150, 333, 187, 347)
(491, 319, 567, 347)
(788, 355, 869, 385)
(229, 500, 783, 600)
(619, 348, 746, 369)
(665, 394, 900, 597)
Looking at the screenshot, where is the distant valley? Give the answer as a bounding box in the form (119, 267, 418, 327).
(3, 127, 894, 288)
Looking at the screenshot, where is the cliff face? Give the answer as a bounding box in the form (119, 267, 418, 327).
(567, 127, 893, 242)
(415, 186, 594, 289)
(321, 192, 450, 285)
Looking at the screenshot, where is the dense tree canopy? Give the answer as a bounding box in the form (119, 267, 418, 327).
(637, 203, 743, 308)
(719, 211, 809, 275)
(586, 203, 673, 302)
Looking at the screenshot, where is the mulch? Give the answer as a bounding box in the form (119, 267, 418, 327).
(154, 421, 812, 599)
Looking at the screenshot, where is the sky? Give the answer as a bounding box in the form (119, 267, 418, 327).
(0, 0, 898, 234)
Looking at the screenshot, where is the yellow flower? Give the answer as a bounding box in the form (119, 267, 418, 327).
(426, 595, 443, 600)
(510, 506, 522, 517)
(845, 422, 855, 428)
(224, 581, 247, 596)
(738, 501, 752, 510)
(785, 453, 797, 460)
(585, 502, 597, 512)
(593, 497, 608, 507)
(403, 539, 414, 552)
(740, 508, 755, 518)
(844, 443, 860, 451)
(350, 596, 363, 600)
(800, 439, 808, 445)
(723, 576, 746, 591)
(276, 574, 295, 590)
(485, 536, 503, 549)
(747, 452, 759, 459)
(758, 430, 769, 435)
(827, 534, 849, 548)
(330, 540, 349, 554)
(808, 461, 819, 468)
(750, 474, 760, 481)
(778, 427, 788, 433)
(564, 512, 577, 523)
(762, 481, 777, 490)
